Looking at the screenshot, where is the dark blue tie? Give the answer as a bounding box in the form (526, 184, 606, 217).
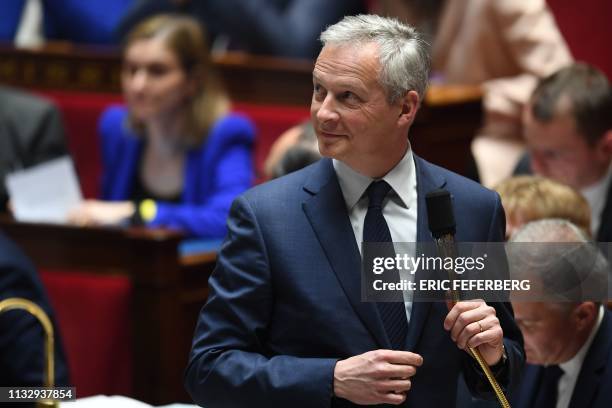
(363, 180, 408, 350)
(532, 365, 563, 408)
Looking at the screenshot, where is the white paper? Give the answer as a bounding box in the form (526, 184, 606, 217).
(5, 156, 83, 223)
(62, 395, 152, 407)
(61, 395, 198, 408)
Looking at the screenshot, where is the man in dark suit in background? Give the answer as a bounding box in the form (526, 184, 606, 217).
(510, 219, 612, 408)
(0, 85, 68, 211)
(117, 0, 366, 59)
(186, 15, 523, 407)
(0, 230, 70, 388)
(514, 64, 612, 241)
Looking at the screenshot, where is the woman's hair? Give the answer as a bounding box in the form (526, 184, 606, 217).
(123, 14, 229, 145)
(495, 175, 591, 236)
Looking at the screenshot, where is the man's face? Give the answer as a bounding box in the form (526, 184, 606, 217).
(512, 302, 576, 365)
(523, 102, 609, 189)
(311, 43, 412, 177)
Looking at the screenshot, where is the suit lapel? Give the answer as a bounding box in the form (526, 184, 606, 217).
(568, 311, 612, 408)
(302, 160, 390, 349)
(406, 155, 446, 350)
(301, 156, 449, 351)
(512, 365, 543, 408)
(596, 182, 612, 241)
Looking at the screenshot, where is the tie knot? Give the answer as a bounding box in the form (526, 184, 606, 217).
(545, 365, 564, 380)
(367, 180, 392, 209)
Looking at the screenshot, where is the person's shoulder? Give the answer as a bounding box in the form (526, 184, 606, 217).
(210, 113, 256, 144)
(241, 160, 321, 206)
(417, 156, 498, 202)
(0, 86, 57, 116)
(99, 104, 128, 127)
(0, 231, 37, 281)
(98, 105, 133, 141)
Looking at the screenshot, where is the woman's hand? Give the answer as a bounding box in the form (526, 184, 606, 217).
(67, 200, 135, 226)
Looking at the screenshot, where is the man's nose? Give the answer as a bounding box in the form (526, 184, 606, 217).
(316, 94, 340, 127)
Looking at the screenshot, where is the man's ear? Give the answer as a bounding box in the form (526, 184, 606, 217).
(597, 129, 612, 156)
(573, 302, 597, 331)
(397, 90, 420, 127)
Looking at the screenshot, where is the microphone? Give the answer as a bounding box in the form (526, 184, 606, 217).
(425, 189, 511, 408)
(425, 189, 459, 303)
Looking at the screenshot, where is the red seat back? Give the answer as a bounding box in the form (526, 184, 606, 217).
(40, 270, 133, 397)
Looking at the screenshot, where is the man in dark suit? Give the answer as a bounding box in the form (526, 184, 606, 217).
(510, 219, 612, 408)
(0, 231, 70, 388)
(117, 0, 366, 59)
(514, 63, 612, 241)
(185, 14, 523, 407)
(0, 85, 68, 211)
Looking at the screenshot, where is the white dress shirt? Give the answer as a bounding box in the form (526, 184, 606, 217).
(333, 148, 418, 323)
(581, 164, 612, 237)
(556, 305, 605, 408)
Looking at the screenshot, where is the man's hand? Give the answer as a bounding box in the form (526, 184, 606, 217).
(333, 349, 423, 405)
(444, 300, 504, 366)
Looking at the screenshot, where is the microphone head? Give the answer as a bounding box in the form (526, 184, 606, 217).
(426, 189, 456, 238)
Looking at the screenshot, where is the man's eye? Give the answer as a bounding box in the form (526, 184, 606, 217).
(313, 84, 326, 99)
(340, 91, 358, 101)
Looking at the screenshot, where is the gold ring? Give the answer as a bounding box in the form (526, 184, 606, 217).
(478, 321, 484, 333)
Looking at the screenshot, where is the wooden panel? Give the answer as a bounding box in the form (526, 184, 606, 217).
(0, 44, 313, 106)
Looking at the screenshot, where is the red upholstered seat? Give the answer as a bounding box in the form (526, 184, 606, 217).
(35, 90, 310, 194)
(232, 102, 310, 183)
(40, 270, 132, 397)
(33, 90, 122, 199)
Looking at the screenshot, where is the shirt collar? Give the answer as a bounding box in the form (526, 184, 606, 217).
(581, 163, 612, 234)
(333, 148, 415, 211)
(580, 163, 612, 209)
(559, 305, 605, 374)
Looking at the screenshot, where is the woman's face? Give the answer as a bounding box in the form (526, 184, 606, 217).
(122, 37, 194, 122)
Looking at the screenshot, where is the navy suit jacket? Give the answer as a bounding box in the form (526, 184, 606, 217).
(185, 156, 524, 407)
(513, 309, 612, 408)
(0, 231, 69, 388)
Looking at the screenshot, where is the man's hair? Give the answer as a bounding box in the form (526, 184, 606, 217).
(509, 219, 609, 302)
(272, 122, 321, 178)
(495, 175, 591, 237)
(530, 63, 612, 145)
(320, 14, 431, 104)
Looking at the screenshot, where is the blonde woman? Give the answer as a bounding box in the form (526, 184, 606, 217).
(70, 15, 255, 238)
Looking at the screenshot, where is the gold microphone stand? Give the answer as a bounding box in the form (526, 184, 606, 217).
(0, 297, 59, 408)
(437, 236, 511, 408)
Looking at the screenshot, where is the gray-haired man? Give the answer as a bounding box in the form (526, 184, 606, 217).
(186, 15, 523, 407)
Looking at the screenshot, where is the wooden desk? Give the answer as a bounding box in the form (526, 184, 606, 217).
(0, 217, 215, 405)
